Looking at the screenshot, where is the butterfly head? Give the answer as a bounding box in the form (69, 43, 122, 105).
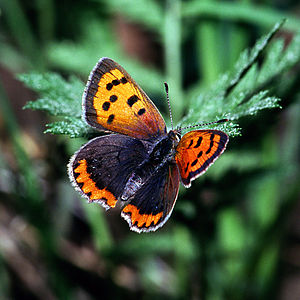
(167, 129, 182, 158)
(168, 129, 181, 143)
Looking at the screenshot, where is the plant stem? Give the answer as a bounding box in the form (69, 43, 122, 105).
(164, 0, 184, 123)
(196, 0, 222, 86)
(0, 79, 71, 298)
(35, 0, 55, 45)
(2, 0, 45, 69)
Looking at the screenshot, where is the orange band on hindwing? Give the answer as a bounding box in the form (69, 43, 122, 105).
(74, 159, 117, 208)
(122, 204, 163, 228)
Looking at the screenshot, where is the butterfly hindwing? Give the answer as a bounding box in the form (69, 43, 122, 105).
(83, 57, 167, 140)
(121, 163, 180, 233)
(175, 130, 229, 187)
(68, 134, 149, 209)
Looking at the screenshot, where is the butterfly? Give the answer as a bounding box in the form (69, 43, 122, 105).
(68, 57, 229, 233)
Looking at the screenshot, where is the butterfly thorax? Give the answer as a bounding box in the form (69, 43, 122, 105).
(120, 131, 180, 202)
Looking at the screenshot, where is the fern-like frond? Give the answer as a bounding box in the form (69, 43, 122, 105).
(21, 21, 300, 139)
(179, 20, 300, 137)
(20, 73, 83, 117)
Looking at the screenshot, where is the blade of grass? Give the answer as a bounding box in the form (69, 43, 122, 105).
(164, 0, 184, 123)
(227, 0, 250, 70)
(35, 0, 55, 44)
(182, 2, 300, 32)
(0, 83, 42, 205)
(0, 79, 72, 298)
(2, 0, 44, 69)
(196, 0, 222, 86)
(83, 204, 113, 252)
(0, 254, 9, 299)
(227, 24, 249, 71)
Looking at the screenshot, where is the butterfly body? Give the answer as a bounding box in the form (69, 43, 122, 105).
(69, 57, 229, 233)
(121, 130, 179, 201)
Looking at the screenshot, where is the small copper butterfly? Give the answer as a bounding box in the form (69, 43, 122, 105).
(68, 58, 229, 233)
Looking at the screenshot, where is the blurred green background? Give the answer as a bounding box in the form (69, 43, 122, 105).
(1, 0, 300, 299)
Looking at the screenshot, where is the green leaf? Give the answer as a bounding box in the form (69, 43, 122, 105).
(180, 21, 289, 137)
(46, 20, 120, 76)
(218, 208, 246, 252)
(208, 151, 262, 180)
(20, 73, 84, 117)
(105, 0, 164, 34)
(19, 73, 89, 138)
(22, 21, 300, 140)
(182, 2, 300, 31)
(44, 117, 95, 138)
(46, 19, 164, 95)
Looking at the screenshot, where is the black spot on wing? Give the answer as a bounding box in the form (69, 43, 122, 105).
(102, 102, 110, 111)
(120, 77, 128, 84)
(187, 139, 193, 149)
(197, 151, 203, 158)
(205, 134, 215, 154)
(194, 137, 203, 148)
(106, 79, 120, 91)
(106, 83, 113, 91)
(184, 162, 190, 173)
(112, 79, 120, 86)
(107, 114, 115, 124)
(110, 95, 117, 102)
(138, 108, 146, 116)
(191, 159, 198, 167)
(127, 95, 139, 107)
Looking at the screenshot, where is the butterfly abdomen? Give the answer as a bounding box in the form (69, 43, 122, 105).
(120, 135, 177, 202)
(121, 173, 144, 201)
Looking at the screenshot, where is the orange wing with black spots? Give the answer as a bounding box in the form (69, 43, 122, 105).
(175, 130, 229, 187)
(83, 57, 167, 140)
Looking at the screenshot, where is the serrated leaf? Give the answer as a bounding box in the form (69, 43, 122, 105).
(225, 19, 285, 96)
(44, 117, 96, 138)
(22, 21, 300, 140)
(180, 20, 290, 137)
(19, 73, 84, 117)
(24, 97, 78, 117)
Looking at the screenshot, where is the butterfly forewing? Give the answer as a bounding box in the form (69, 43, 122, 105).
(175, 130, 229, 187)
(83, 57, 167, 140)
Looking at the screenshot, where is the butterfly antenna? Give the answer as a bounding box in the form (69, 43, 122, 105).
(180, 119, 229, 131)
(164, 82, 173, 130)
